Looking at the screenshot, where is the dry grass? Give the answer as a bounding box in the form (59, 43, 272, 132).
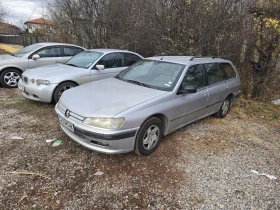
(0, 44, 23, 53)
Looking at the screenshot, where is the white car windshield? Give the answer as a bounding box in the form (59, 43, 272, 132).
(13, 43, 43, 57)
(65, 51, 103, 69)
(116, 60, 185, 91)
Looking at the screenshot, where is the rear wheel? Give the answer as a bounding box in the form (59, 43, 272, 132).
(134, 117, 163, 156)
(0, 68, 21, 88)
(215, 97, 231, 118)
(53, 82, 77, 103)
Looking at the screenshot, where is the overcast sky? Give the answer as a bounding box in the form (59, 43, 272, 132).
(3, 0, 50, 28)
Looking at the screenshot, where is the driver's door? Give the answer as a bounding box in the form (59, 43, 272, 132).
(90, 53, 126, 81)
(28, 46, 64, 69)
(171, 64, 208, 130)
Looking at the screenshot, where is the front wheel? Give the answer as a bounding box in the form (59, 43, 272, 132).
(215, 97, 231, 118)
(0, 68, 21, 88)
(53, 82, 77, 103)
(134, 117, 163, 156)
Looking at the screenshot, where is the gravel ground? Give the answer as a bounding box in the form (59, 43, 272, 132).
(0, 88, 279, 209)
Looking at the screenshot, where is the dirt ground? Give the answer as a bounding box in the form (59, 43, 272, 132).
(0, 88, 279, 209)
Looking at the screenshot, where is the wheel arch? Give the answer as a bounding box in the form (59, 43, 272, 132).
(52, 80, 79, 103)
(141, 113, 169, 136)
(0, 67, 23, 74)
(226, 93, 235, 107)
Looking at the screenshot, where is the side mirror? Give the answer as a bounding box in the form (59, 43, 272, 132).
(178, 85, 197, 94)
(32, 54, 40, 60)
(96, 65, 104, 70)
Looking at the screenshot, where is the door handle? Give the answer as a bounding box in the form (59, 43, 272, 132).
(225, 86, 229, 89)
(201, 93, 207, 96)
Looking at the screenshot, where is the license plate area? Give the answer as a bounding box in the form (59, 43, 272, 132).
(58, 114, 74, 132)
(18, 84, 25, 91)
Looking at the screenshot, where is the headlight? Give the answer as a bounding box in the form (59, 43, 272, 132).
(83, 117, 125, 129)
(36, 79, 50, 85)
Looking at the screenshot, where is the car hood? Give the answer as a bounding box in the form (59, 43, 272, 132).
(0, 54, 18, 60)
(60, 78, 167, 117)
(23, 64, 85, 80)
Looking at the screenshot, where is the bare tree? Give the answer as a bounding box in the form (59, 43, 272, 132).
(0, 0, 7, 21)
(47, 0, 280, 99)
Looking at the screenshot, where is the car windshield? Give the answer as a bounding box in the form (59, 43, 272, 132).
(13, 43, 43, 57)
(117, 60, 185, 91)
(65, 51, 103, 69)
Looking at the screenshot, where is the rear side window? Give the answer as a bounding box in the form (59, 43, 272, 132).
(205, 63, 226, 85)
(63, 47, 84, 56)
(96, 53, 123, 68)
(220, 63, 236, 79)
(124, 53, 142, 66)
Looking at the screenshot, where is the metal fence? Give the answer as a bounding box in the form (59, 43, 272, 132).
(0, 35, 53, 46)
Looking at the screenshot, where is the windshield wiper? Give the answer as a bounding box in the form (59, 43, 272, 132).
(125, 79, 151, 88)
(115, 75, 125, 81)
(65, 63, 78, 67)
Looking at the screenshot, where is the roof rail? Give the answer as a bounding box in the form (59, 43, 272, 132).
(154, 53, 188, 57)
(189, 56, 225, 61)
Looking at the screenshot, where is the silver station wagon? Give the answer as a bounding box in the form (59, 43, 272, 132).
(18, 49, 143, 103)
(55, 56, 241, 156)
(0, 42, 85, 88)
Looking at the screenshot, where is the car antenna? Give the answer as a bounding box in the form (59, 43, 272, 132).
(160, 56, 164, 60)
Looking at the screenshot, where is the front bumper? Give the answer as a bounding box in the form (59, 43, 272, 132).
(55, 104, 138, 154)
(18, 79, 57, 103)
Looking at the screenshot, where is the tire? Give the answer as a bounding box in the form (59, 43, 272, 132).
(0, 68, 22, 88)
(53, 82, 77, 103)
(134, 117, 163, 156)
(215, 97, 231, 118)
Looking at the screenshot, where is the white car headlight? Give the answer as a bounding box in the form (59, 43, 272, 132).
(83, 117, 125, 129)
(36, 79, 50, 85)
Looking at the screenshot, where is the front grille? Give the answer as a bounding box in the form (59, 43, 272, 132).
(58, 104, 84, 121)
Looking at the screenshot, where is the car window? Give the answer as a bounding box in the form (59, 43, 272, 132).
(13, 43, 43, 57)
(220, 63, 236, 79)
(96, 53, 123, 68)
(205, 63, 226, 85)
(118, 60, 184, 91)
(63, 47, 84, 57)
(180, 64, 205, 89)
(65, 51, 103, 69)
(124, 53, 142, 66)
(36, 47, 61, 58)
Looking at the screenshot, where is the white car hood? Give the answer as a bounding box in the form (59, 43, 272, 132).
(60, 78, 166, 117)
(23, 64, 86, 80)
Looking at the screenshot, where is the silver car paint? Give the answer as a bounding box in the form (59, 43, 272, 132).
(19, 50, 143, 102)
(55, 57, 241, 154)
(0, 43, 85, 73)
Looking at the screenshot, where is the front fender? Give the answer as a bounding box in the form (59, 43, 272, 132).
(0, 64, 25, 73)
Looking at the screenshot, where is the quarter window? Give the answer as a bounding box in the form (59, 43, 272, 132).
(181, 64, 205, 89)
(220, 63, 236, 79)
(36, 47, 61, 58)
(205, 63, 225, 85)
(124, 53, 141, 66)
(96, 53, 123, 68)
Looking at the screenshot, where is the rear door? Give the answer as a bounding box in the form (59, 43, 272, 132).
(90, 52, 126, 81)
(28, 46, 63, 69)
(205, 63, 229, 113)
(172, 64, 208, 129)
